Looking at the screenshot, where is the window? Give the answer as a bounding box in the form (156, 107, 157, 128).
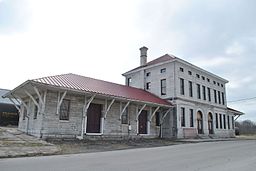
(207, 87, 211, 102)
(23, 102, 28, 120)
(196, 74, 200, 78)
(59, 99, 70, 120)
(146, 82, 151, 90)
(34, 98, 39, 119)
(215, 113, 218, 129)
(201, 76, 205, 80)
(181, 107, 185, 127)
(197, 84, 201, 99)
(223, 114, 226, 129)
(155, 112, 160, 126)
(188, 71, 192, 75)
(221, 84, 224, 87)
(121, 108, 128, 124)
(227, 115, 230, 129)
(219, 114, 222, 129)
(161, 79, 166, 95)
(222, 92, 225, 105)
(160, 68, 166, 73)
(232, 116, 234, 129)
(217, 82, 220, 86)
(213, 81, 216, 85)
(127, 78, 131, 86)
(190, 109, 194, 127)
(218, 91, 221, 104)
(146, 72, 151, 77)
(207, 78, 210, 82)
(180, 78, 184, 95)
(189, 81, 193, 97)
(214, 90, 217, 103)
(180, 67, 184, 72)
(202, 86, 206, 100)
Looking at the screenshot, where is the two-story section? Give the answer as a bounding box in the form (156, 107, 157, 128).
(123, 47, 239, 139)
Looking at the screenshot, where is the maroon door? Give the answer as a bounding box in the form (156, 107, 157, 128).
(139, 110, 147, 134)
(86, 103, 102, 133)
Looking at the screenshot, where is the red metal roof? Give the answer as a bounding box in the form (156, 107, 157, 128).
(124, 54, 176, 74)
(32, 73, 171, 106)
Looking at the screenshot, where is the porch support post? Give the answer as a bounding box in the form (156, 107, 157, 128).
(25, 90, 39, 107)
(136, 104, 146, 120)
(104, 99, 115, 119)
(78, 94, 96, 139)
(119, 101, 130, 120)
(7, 97, 21, 113)
(160, 108, 172, 138)
(56, 91, 67, 115)
(160, 108, 172, 125)
(149, 106, 160, 122)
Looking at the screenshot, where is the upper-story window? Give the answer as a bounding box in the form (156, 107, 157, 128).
(180, 67, 184, 72)
(196, 74, 200, 78)
(218, 91, 221, 104)
(180, 78, 184, 95)
(160, 68, 166, 73)
(214, 90, 217, 103)
(127, 78, 132, 86)
(188, 71, 192, 75)
(202, 86, 206, 100)
(207, 87, 211, 102)
(146, 82, 151, 90)
(201, 76, 205, 80)
(197, 84, 201, 99)
(217, 82, 220, 86)
(189, 81, 193, 97)
(161, 79, 166, 95)
(213, 81, 216, 85)
(146, 72, 151, 77)
(222, 92, 225, 105)
(221, 84, 224, 87)
(207, 78, 210, 82)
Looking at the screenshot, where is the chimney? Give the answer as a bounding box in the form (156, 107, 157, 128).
(140, 46, 148, 66)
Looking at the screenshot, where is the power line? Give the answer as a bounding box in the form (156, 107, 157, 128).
(228, 97, 256, 103)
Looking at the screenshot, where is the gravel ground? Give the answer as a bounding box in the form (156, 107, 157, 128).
(48, 138, 184, 155)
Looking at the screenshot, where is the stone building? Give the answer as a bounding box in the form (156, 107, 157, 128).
(122, 47, 243, 138)
(3, 74, 172, 139)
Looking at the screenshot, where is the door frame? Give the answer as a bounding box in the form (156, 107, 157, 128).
(137, 110, 148, 135)
(85, 103, 103, 135)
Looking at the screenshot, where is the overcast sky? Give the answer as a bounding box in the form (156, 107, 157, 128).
(0, 0, 255, 121)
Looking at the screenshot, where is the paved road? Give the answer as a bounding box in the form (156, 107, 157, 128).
(1, 140, 256, 171)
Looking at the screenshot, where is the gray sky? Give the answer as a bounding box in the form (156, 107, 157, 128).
(0, 0, 255, 121)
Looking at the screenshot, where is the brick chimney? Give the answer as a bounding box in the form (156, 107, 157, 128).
(140, 46, 148, 66)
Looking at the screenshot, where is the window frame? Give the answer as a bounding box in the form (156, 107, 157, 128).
(197, 84, 201, 99)
(190, 109, 194, 127)
(160, 68, 166, 73)
(181, 107, 185, 127)
(161, 79, 167, 95)
(189, 81, 193, 97)
(59, 99, 71, 121)
(180, 78, 184, 95)
(202, 86, 206, 100)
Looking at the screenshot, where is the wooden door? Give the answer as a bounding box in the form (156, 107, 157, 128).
(86, 103, 102, 133)
(139, 110, 147, 134)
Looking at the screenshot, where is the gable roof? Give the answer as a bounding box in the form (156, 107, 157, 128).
(227, 107, 244, 115)
(0, 89, 13, 104)
(123, 54, 176, 75)
(29, 73, 171, 107)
